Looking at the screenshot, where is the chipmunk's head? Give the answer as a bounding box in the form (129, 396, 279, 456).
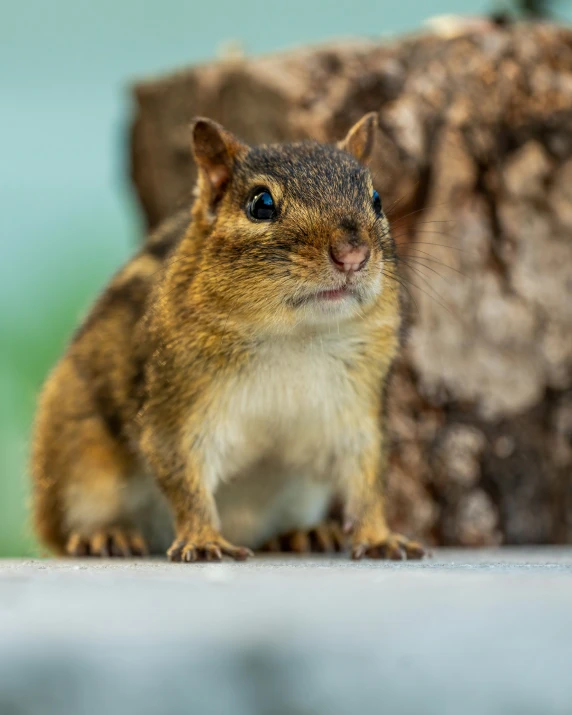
(189, 114, 395, 331)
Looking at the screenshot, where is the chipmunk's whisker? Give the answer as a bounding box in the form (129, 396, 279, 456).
(393, 239, 476, 256)
(388, 201, 451, 226)
(382, 268, 421, 317)
(384, 261, 456, 318)
(400, 252, 467, 278)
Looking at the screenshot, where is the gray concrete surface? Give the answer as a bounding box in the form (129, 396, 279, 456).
(1, 549, 572, 714)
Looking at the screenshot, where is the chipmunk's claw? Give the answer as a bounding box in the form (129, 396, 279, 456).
(260, 521, 347, 554)
(351, 533, 425, 561)
(65, 528, 148, 558)
(167, 535, 253, 563)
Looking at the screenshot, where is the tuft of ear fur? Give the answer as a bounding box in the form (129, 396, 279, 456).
(191, 118, 248, 209)
(338, 112, 378, 164)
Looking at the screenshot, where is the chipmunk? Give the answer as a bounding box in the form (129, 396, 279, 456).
(31, 113, 425, 562)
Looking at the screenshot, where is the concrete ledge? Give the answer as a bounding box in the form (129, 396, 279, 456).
(1, 549, 572, 714)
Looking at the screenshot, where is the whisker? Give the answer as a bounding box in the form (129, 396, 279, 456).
(384, 193, 408, 218)
(412, 220, 457, 226)
(383, 181, 420, 218)
(384, 264, 456, 318)
(382, 269, 421, 318)
(392, 229, 462, 244)
(397, 252, 467, 278)
(389, 201, 451, 227)
(393, 240, 476, 256)
(406, 229, 461, 239)
(395, 255, 453, 286)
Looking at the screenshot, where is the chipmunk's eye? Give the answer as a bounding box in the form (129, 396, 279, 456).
(372, 190, 382, 216)
(247, 188, 277, 221)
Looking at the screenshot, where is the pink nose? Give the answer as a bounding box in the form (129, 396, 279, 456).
(330, 243, 370, 273)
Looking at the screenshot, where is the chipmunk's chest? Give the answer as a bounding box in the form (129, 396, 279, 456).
(208, 333, 364, 474)
(198, 330, 369, 547)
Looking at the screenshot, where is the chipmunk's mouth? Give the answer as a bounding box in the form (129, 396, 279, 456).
(288, 284, 359, 309)
(314, 287, 351, 301)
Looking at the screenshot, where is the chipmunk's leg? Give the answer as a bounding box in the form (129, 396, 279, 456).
(163, 473, 253, 563)
(143, 441, 253, 563)
(344, 434, 425, 561)
(32, 363, 151, 557)
(260, 521, 347, 554)
(51, 417, 150, 558)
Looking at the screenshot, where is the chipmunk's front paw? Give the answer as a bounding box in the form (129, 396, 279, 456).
(351, 531, 425, 561)
(167, 532, 253, 563)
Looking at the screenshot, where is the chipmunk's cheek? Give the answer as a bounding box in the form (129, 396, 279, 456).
(355, 263, 384, 304)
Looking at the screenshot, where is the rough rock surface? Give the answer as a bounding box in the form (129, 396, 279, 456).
(129, 22, 572, 547)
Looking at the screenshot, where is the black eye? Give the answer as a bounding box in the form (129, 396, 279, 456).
(247, 188, 277, 221)
(372, 190, 382, 216)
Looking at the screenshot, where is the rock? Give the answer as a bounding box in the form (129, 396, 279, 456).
(129, 23, 572, 547)
(2, 553, 572, 715)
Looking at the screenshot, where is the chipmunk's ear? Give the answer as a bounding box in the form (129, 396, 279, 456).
(191, 118, 247, 209)
(338, 112, 378, 164)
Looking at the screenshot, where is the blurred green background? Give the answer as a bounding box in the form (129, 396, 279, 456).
(2, 0, 570, 556)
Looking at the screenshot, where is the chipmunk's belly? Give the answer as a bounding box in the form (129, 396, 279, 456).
(206, 334, 366, 549)
(216, 464, 334, 548)
(213, 408, 342, 548)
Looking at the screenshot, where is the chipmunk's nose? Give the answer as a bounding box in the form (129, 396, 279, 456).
(330, 241, 370, 273)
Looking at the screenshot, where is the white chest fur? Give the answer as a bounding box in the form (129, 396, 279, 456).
(197, 327, 372, 548)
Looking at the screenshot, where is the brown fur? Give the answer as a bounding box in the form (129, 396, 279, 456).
(30, 116, 424, 561)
